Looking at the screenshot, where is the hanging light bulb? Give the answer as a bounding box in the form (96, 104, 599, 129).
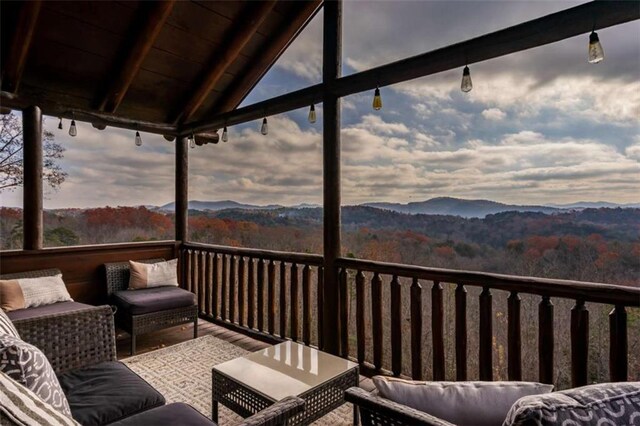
(372, 87, 382, 110)
(189, 132, 196, 149)
(588, 31, 604, 64)
(222, 126, 228, 142)
(135, 131, 142, 147)
(69, 118, 77, 137)
(461, 66, 473, 93)
(308, 104, 317, 123)
(57, 117, 63, 130)
(261, 117, 268, 135)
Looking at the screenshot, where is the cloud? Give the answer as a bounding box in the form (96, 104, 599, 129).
(482, 108, 506, 121)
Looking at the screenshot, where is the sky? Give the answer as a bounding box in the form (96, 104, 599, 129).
(1, 1, 639, 209)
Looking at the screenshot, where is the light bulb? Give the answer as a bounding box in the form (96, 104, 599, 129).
(372, 87, 382, 110)
(189, 133, 196, 149)
(69, 120, 77, 137)
(135, 131, 142, 147)
(588, 31, 604, 64)
(261, 117, 268, 135)
(461, 66, 472, 93)
(308, 104, 316, 123)
(58, 117, 63, 130)
(222, 126, 228, 142)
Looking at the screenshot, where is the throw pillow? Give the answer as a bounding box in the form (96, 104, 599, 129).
(0, 371, 79, 426)
(128, 259, 179, 290)
(0, 308, 20, 338)
(504, 381, 640, 426)
(0, 274, 73, 312)
(0, 333, 72, 417)
(373, 377, 553, 426)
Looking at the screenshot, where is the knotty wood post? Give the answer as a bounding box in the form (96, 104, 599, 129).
(175, 136, 188, 241)
(22, 105, 43, 250)
(321, 0, 342, 356)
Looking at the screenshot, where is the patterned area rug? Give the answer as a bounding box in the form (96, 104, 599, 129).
(122, 335, 352, 425)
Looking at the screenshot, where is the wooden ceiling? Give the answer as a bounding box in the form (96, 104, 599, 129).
(0, 0, 322, 134)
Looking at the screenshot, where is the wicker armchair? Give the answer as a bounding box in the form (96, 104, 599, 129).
(104, 259, 198, 355)
(345, 387, 455, 426)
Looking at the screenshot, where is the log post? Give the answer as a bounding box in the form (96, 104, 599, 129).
(321, 0, 342, 355)
(22, 105, 43, 250)
(175, 136, 188, 241)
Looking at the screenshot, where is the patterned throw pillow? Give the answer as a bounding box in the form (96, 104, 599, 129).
(0, 371, 79, 426)
(0, 274, 73, 312)
(0, 333, 72, 417)
(0, 308, 20, 338)
(128, 259, 179, 289)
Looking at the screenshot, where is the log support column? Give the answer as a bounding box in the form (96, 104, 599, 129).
(175, 136, 188, 241)
(22, 106, 43, 250)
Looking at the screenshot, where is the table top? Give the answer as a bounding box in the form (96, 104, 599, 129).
(213, 340, 358, 401)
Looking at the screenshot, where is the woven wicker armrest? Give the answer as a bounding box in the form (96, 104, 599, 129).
(345, 387, 455, 426)
(12, 305, 117, 375)
(240, 396, 305, 426)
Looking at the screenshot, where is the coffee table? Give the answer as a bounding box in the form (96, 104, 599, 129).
(212, 341, 359, 425)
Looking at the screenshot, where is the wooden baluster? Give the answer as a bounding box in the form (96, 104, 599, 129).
(257, 258, 265, 332)
(280, 261, 287, 338)
(432, 281, 445, 380)
(268, 260, 276, 335)
(204, 252, 212, 316)
(356, 270, 366, 364)
(410, 278, 423, 380)
(237, 256, 245, 326)
(317, 267, 324, 350)
(538, 296, 554, 384)
(455, 283, 467, 381)
(371, 272, 383, 370)
(180, 249, 187, 290)
(185, 250, 193, 293)
(479, 286, 493, 381)
(248, 258, 255, 329)
(229, 256, 236, 323)
(571, 299, 589, 387)
(609, 305, 627, 382)
(219, 254, 227, 321)
(508, 291, 522, 381)
(339, 267, 349, 358)
(290, 263, 299, 341)
(199, 251, 206, 312)
(302, 265, 311, 345)
(391, 275, 402, 376)
(191, 251, 199, 310)
(212, 254, 220, 319)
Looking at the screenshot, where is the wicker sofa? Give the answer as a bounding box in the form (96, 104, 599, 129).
(104, 259, 198, 355)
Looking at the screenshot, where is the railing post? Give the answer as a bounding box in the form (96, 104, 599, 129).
(22, 105, 43, 250)
(321, 0, 343, 356)
(175, 135, 188, 242)
(571, 299, 589, 387)
(538, 296, 554, 384)
(609, 305, 627, 381)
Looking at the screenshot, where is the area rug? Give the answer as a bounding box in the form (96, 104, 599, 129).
(122, 335, 352, 425)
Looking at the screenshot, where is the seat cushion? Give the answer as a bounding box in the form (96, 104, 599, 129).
(112, 286, 196, 315)
(108, 403, 214, 426)
(6, 301, 92, 321)
(58, 361, 165, 426)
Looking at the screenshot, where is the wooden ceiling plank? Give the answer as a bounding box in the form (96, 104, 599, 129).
(204, 0, 322, 119)
(97, 0, 176, 113)
(1, 0, 43, 93)
(172, 1, 277, 125)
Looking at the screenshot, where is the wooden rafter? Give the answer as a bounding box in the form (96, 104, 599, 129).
(97, 0, 176, 113)
(1, 0, 42, 93)
(172, 1, 277, 125)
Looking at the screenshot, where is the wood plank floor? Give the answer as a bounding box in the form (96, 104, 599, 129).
(116, 318, 374, 391)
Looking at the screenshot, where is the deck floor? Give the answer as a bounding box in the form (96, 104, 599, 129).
(116, 318, 374, 391)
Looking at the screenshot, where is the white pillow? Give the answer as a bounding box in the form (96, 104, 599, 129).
(373, 377, 553, 426)
(0, 274, 73, 312)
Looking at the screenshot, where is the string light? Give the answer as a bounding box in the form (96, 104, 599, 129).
(261, 117, 268, 135)
(58, 117, 63, 130)
(69, 114, 77, 137)
(189, 132, 196, 149)
(461, 66, 472, 93)
(588, 30, 604, 63)
(222, 126, 228, 142)
(135, 131, 142, 147)
(308, 104, 317, 123)
(372, 87, 382, 110)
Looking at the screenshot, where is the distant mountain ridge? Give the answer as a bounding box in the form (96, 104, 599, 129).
(160, 200, 283, 211)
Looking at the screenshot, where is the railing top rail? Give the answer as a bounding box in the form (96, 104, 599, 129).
(336, 257, 640, 307)
(182, 242, 324, 266)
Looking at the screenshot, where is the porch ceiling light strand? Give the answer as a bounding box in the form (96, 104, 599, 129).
(588, 30, 604, 63)
(461, 65, 473, 93)
(135, 130, 142, 147)
(222, 125, 228, 142)
(372, 86, 382, 110)
(189, 131, 196, 148)
(261, 117, 268, 135)
(308, 104, 316, 123)
(69, 113, 77, 137)
(57, 117, 63, 130)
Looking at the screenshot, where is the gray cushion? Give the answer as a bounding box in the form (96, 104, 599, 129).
(0, 333, 72, 417)
(373, 377, 553, 426)
(108, 403, 214, 426)
(58, 361, 165, 425)
(112, 286, 196, 315)
(6, 301, 92, 321)
(504, 382, 640, 426)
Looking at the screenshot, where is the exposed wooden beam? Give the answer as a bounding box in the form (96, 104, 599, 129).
(97, 0, 176, 113)
(1, 0, 42, 93)
(184, 0, 639, 136)
(172, 1, 277, 125)
(205, 0, 322, 118)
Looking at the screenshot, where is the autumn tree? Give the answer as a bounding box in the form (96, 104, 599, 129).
(0, 112, 67, 191)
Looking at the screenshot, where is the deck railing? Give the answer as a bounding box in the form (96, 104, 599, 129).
(180, 242, 639, 388)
